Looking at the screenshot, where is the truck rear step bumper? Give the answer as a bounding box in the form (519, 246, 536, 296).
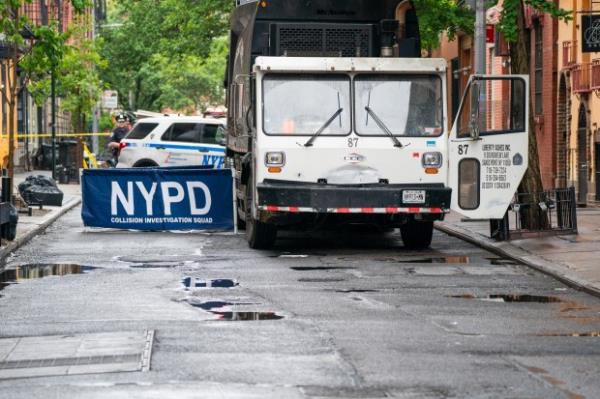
(257, 180, 451, 214)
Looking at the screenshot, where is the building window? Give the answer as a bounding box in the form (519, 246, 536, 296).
(534, 20, 543, 115)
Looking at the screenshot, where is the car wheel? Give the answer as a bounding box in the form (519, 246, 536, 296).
(133, 160, 159, 168)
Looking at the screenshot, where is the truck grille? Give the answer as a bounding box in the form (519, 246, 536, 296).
(275, 23, 373, 57)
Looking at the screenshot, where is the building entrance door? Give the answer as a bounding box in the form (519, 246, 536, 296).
(577, 105, 588, 205)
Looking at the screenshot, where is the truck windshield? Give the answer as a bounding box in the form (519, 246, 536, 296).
(263, 74, 351, 136)
(354, 75, 443, 137)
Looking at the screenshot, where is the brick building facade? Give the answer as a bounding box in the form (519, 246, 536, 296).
(557, 0, 600, 205)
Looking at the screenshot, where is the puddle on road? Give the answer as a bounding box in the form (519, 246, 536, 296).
(130, 262, 182, 269)
(397, 256, 471, 264)
(536, 331, 600, 337)
(209, 311, 284, 321)
(181, 277, 238, 290)
(336, 289, 380, 293)
(448, 294, 563, 303)
(189, 301, 258, 310)
(291, 266, 354, 271)
(298, 277, 346, 283)
(379, 256, 520, 266)
(0, 264, 96, 291)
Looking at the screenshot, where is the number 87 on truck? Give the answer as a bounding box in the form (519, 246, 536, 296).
(225, 0, 529, 250)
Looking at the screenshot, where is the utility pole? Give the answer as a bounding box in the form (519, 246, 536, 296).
(474, 0, 487, 75)
(91, 0, 99, 154)
(51, 69, 57, 180)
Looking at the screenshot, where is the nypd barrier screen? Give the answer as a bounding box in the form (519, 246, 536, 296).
(81, 168, 234, 231)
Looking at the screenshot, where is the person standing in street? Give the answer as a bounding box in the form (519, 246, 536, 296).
(107, 113, 131, 167)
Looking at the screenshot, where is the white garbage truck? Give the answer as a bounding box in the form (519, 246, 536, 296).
(226, 0, 529, 249)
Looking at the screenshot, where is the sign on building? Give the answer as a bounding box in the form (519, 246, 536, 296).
(582, 14, 600, 53)
(102, 90, 119, 109)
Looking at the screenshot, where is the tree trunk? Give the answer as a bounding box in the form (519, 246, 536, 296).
(510, 2, 547, 230)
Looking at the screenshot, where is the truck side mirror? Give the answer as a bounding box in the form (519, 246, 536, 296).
(469, 79, 481, 140)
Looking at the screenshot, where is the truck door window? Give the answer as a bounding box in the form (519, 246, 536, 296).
(354, 75, 443, 137)
(262, 74, 351, 136)
(457, 77, 526, 138)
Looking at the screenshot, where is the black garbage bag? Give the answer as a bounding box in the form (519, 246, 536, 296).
(18, 175, 63, 207)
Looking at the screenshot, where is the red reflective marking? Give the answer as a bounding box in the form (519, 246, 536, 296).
(362, 208, 374, 213)
(408, 208, 420, 213)
(337, 208, 350, 214)
(266, 206, 278, 212)
(430, 208, 443, 213)
(289, 207, 299, 213)
(386, 207, 398, 213)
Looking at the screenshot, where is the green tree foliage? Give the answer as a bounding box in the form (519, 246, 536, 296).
(100, 0, 232, 113)
(412, 0, 475, 50)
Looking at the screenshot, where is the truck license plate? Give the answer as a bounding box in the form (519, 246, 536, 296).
(403, 190, 426, 204)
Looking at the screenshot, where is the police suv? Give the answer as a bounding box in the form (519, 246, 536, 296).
(117, 116, 226, 168)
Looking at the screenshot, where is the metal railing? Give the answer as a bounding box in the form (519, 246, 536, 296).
(491, 187, 578, 241)
(592, 59, 600, 91)
(572, 63, 592, 94)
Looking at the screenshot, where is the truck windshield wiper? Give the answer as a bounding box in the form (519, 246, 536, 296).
(304, 108, 344, 147)
(364, 106, 404, 148)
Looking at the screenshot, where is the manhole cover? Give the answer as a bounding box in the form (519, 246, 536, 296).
(0, 330, 153, 379)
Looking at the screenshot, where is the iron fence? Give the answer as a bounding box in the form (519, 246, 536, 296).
(490, 187, 578, 241)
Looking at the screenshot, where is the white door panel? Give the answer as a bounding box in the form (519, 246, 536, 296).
(448, 76, 529, 219)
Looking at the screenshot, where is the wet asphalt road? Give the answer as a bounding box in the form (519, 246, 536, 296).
(1, 208, 600, 398)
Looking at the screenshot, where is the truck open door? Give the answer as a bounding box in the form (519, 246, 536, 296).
(448, 76, 529, 219)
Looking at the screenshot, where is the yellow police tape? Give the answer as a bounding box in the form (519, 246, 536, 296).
(10, 132, 112, 139)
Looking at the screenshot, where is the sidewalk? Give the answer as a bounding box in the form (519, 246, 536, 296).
(436, 208, 600, 297)
(0, 171, 82, 264)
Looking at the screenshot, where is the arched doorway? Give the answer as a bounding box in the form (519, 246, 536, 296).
(577, 103, 589, 205)
(556, 74, 569, 188)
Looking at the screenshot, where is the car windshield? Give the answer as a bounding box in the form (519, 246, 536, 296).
(263, 74, 351, 136)
(354, 75, 443, 137)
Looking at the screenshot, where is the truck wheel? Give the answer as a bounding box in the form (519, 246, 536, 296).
(246, 217, 277, 249)
(245, 175, 276, 249)
(400, 220, 433, 250)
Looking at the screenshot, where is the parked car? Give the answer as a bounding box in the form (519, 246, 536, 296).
(117, 116, 227, 168)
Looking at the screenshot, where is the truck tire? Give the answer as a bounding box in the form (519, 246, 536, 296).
(400, 220, 433, 250)
(245, 174, 276, 249)
(246, 217, 277, 249)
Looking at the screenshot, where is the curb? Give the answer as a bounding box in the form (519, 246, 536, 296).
(435, 221, 600, 299)
(0, 197, 82, 265)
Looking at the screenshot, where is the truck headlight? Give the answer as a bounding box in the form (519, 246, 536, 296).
(265, 152, 285, 166)
(422, 152, 443, 168)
